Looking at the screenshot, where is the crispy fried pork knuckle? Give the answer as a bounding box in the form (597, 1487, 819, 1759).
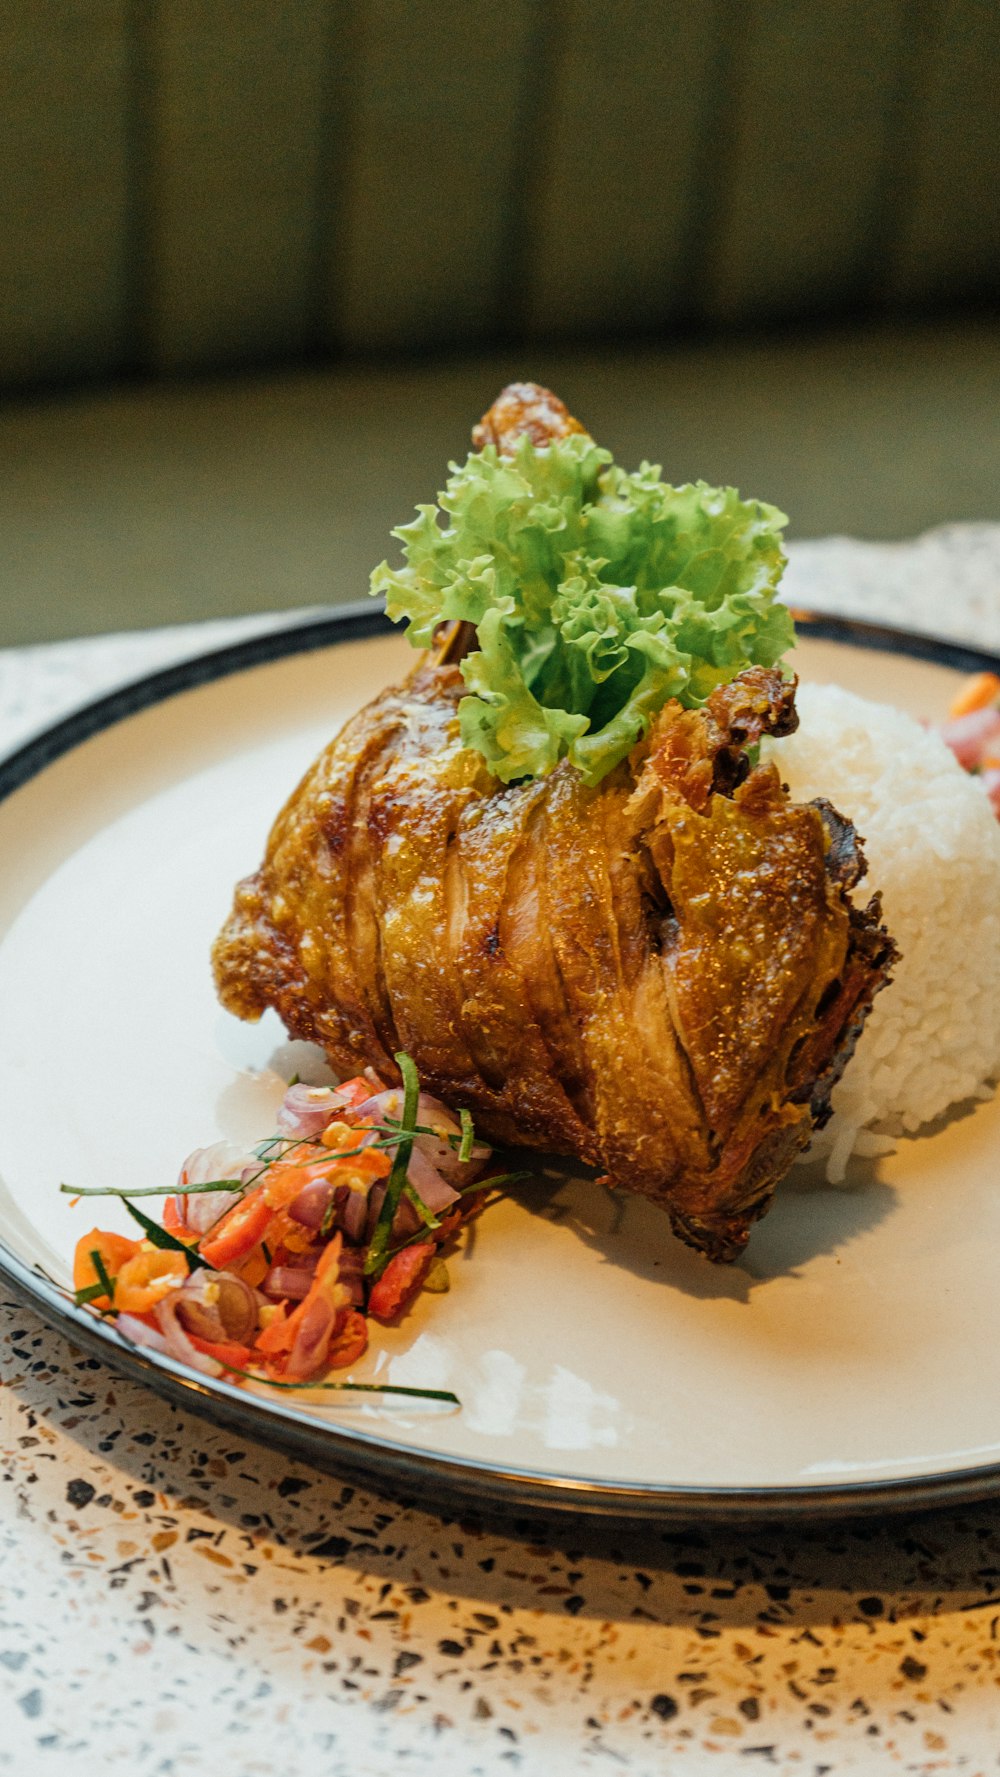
(212, 384, 896, 1261)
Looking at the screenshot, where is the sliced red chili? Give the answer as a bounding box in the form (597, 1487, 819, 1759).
(367, 1242, 435, 1322)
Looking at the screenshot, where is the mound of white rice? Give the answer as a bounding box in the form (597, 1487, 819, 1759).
(763, 682, 1000, 1179)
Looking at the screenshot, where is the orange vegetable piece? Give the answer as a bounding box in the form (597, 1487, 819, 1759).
(113, 1245, 189, 1315)
(325, 1308, 368, 1368)
(341, 1146, 391, 1182)
(73, 1229, 141, 1310)
(161, 1198, 199, 1242)
(255, 1301, 293, 1356)
(187, 1334, 255, 1370)
(197, 1162, 308, 1268)
(367, 1242, 435, 1322)
(331, 1076, 375, 1111)
(948, 672, 1000, 718)
(198, 1187, 275, 1269)
(257, 1237, 350, 1379)
(234, 1246, 270, 1289)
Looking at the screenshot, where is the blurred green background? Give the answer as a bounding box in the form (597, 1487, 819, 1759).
(2, 1, 998, 645)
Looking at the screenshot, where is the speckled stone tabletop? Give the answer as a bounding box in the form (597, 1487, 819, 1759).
(3, 526, 1000, 1777)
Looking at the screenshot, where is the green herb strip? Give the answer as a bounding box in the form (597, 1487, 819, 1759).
(120, 1198, 213, 1271)
(458, 1108, 475, 1164)
(215, 1359, 459, 1406)
(74, 1280, 108, 1306)
(459, 1169, 531, 1195)
(89, 1248, 115, 1304)
(382, 1171, 531, 1263)
(401, 1180, 440, 1231)
(364, 1052, 420, 1279)
(61, 1179, 242, 1199)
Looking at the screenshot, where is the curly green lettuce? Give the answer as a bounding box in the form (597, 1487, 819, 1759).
(370, 432, 793, 786)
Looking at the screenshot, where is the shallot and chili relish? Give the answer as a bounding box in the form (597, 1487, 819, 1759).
(937, 670, 1000, 815)
(67, 1058, 506, 1398)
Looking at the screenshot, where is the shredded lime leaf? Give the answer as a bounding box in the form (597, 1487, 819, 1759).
(120, 1198, 211, 1271)
(74, 1280, 107, 1307)
(364, 1051, 421, 1278)
(457, 1170, 531, 1197)
(89, 1248, 115, 1304)
(371, 433, 792, 784)
(60, 1179, 242, 1199)
(402, 1180, 441, 1231)
(216, 1360, 459, 1406)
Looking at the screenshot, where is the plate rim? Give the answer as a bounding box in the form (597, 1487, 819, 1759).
(3, 601, 1000, 1525)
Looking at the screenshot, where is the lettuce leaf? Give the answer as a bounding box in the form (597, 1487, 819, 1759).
(371, 433, 792, 785)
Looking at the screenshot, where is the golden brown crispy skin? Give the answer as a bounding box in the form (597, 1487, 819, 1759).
(214, 660, 895, 1261)
(213, 384, 896, 1261)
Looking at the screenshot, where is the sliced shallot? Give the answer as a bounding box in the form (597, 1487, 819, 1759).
(154, 1291, 224, 1376)
(172, 1140, 250, 1235)
(116, 1313, 170, 1354)
(172, 1269, 259, 1344)
(276, 1082, 341, 1138)
(338, 1184, 369, 1245)
(344, 1089, 488, 1185)
(407, 1143, 461, 1213)
(263, 1264, 318, 1300)
(288, 1177, 338, 1230)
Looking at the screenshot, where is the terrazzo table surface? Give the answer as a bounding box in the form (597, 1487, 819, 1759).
(3, 526, 1000, 1777)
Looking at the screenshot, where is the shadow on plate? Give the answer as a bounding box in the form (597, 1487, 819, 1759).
(507, 1151, 897, 1302)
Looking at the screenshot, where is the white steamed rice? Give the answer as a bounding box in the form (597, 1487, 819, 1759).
(762, 682, 1000, 1179)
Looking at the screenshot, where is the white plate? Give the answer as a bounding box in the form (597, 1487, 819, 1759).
(1, 608, 998, 1521)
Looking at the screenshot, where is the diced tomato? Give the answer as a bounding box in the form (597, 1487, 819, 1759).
(319, 1139, 392, 1186)
(939, 705, 1000, 770)
(198, 1188, 274, 1268)
(325, 1309, 368, 1368)
(73, 1229, 141, 1310)
(186, 1334, 255, 1370)
(348, 1146, 390, 1181)
(197, 1163, 309, 1268)
(255, 1301, 293, 1356)
(460, 1192, 488, 1224)
(113, 1245, 189, 1314)
(367, 1242, 435, 1322)
(234, 1245, 270, 1289)
(161, 1197, 200, 1242)
(262, 1209, 315, 1259)
(332, 1076, 376, 1111)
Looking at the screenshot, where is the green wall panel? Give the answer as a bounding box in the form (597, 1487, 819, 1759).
(522, 0, 724, 338)
(0, 0, 998, 390)
(147, 0, 331, 371)
(335, 0, 536, 351)
(706, 0, 911, 322)
(888, 0, 1000, 304)
(0, 0, 131, 386)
